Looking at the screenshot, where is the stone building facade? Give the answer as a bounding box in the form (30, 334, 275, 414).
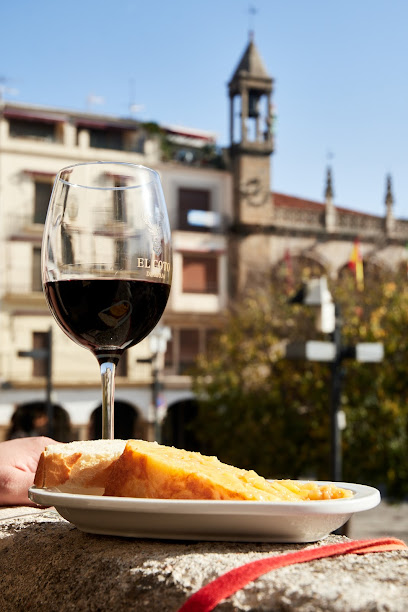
(228, 40, 408, 295)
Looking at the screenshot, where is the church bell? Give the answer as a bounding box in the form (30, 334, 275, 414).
(248, 90, 260, 118)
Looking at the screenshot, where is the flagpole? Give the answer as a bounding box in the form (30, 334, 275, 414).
(330, 305, 343, 482)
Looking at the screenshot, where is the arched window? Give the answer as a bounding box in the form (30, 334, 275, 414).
(88, 401, 145, 440)
(7, 402, 73, 442)
(272, 253, 327, 295)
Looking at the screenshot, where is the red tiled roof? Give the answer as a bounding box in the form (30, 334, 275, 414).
(272, 192, 379, 219)
(273, 192, 324, 212)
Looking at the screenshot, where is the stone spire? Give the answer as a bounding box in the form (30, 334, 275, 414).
(324, 166, 336, 232)
(229, 39, 270, 83)
(385, 174, 394, 235)
(228, 39, 274, 153)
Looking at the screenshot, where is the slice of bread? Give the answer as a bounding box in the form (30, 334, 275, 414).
(103, 440, 352, 501)
(34, 439, 127, 495)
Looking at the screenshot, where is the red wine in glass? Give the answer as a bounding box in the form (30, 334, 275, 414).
(42, 162, 172, 439)
(44, 278, 171, 364)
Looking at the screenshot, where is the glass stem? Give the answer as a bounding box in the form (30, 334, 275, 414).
(100, 362, 116, 439)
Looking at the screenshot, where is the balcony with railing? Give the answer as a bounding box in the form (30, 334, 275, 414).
(273, 195, 408, 242)
(273, 204, 325, 231)
(391, 218, 408, 239)
(336, 211, 384, 235)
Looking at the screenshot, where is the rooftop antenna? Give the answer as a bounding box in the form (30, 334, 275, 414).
(128, 78, 144, 116)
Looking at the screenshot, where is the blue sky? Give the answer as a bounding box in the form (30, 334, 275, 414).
(2, 0, 408, 217)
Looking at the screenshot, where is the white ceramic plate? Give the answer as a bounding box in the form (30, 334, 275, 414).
(28, 481, 380, 543)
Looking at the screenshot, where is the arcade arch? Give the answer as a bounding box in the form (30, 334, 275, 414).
(161, 398, 202, 452)
(273, 253, 328, 294)
(88, 400, 146, 440)
(6, 401, 73, 442)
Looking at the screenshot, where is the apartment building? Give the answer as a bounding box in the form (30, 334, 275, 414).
(0, 100, 231, 441)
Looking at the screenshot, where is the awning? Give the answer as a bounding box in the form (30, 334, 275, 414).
(3, 108, 67, 124)
(23, 169, 57, 179)
(75, 118, 138, 130)
(163, 124, 216, 142)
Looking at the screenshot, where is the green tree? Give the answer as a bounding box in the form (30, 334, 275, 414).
(334, 271, 408, 498)
(191, 269, 408, 498)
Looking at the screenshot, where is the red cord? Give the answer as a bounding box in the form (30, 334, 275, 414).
(177, 538, 407, 612)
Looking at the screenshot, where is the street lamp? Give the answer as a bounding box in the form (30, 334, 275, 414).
(138, 325, 171, 443)
(286, 277, 383, 482)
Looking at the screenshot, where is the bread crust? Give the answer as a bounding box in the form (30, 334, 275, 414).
(34, 452, 82, 488)
(34, 452, 45, 488)
(33, 440, 126, 493)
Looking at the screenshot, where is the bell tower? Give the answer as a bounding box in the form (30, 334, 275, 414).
(228, 37, 274, 226)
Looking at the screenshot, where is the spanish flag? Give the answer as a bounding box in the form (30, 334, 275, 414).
(283, 248, 294, 294)
(348, 239, 364, 291)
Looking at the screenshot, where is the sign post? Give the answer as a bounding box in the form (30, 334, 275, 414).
(18, 327, 53, 437)
(287, 278, 383, 482)
(137, 326, 171, 443)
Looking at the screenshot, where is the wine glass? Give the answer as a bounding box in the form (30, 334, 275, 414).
(42, 162, 172, 439)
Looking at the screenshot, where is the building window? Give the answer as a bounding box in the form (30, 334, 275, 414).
(9, 118, 57, 142)
(61, 225, 74, 265)
(179, 329, 200, 374)
(182, 254, 218, 293)
(113, 180, 127, 222)
(178, 188, 210, 231)
(32, 332, 48, 377)
(34, 181, 53, 224)
(165, 327, 219, 375)
(114, 239, 128, 268)
(164, 334, 174, 370)
(32, 247, 42, 292)
(89, 128, 124, 150)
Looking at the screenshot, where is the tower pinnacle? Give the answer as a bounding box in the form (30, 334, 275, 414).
(324, 166, 334, 201)
(385, 174, 394, 209)
(385, 174, 394, 235)
(324, 166, 336, 233)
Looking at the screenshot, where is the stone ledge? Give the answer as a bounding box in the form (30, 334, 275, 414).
(0, 509, 407, 611)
